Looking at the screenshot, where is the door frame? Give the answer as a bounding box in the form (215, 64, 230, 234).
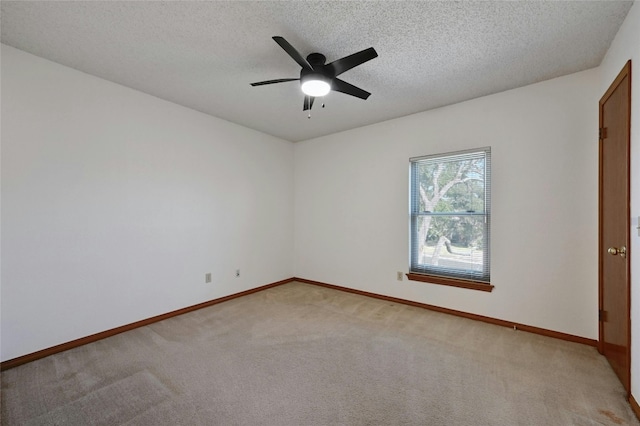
(598, 60, 632, 394)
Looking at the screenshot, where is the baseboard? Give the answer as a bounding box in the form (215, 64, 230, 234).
(294, 277, 598, 347)
(0, 277, 295, 371)
(630, 394, 640, 421)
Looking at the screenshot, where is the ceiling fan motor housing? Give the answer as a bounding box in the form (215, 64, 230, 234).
(301, 52, 333, 90)
(300, 68, 333, 86)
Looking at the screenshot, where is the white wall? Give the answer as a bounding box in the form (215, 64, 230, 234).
(294, 68, 600, 339)
(598, 1, 640, 399)
(0, 45, 294, 362)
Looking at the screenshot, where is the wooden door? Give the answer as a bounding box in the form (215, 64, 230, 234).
(599, 60, 631, 394)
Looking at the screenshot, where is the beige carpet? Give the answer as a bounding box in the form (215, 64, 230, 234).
(1, 281, 637, 425)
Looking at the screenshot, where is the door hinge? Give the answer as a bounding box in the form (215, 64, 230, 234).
(599, 309, 607, 322)
(599, 127, 608, 139)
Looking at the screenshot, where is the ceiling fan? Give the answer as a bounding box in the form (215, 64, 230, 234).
(250, 36, 378, 112)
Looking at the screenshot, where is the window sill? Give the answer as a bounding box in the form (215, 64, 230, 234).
(406, 273, 494, 292)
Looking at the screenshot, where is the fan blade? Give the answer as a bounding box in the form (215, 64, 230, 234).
(327, 47, 378, 76)
(273, 36, 312, 71)
(250, 78, 299, 86)
(303, 95, 315, 111)
(331, 78, 371, 100)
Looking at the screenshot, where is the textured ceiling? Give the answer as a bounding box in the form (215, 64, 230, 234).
(1, 1, 634, 142)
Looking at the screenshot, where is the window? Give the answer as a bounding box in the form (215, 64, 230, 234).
(409, 147, 491, 291)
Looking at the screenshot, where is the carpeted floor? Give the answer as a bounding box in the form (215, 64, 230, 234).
(1, 281, 637, 425)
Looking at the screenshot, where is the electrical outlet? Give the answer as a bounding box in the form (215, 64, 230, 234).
(397, 271, 403, 281)
(235, 269, 240, 278)
(205, 273, 212, 283)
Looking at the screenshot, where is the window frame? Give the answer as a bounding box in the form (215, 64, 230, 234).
(408, 147, 493, 292)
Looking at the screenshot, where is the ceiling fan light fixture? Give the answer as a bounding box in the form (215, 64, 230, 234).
(301, 79, 331, 97)
(301, 76, 331, 97)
